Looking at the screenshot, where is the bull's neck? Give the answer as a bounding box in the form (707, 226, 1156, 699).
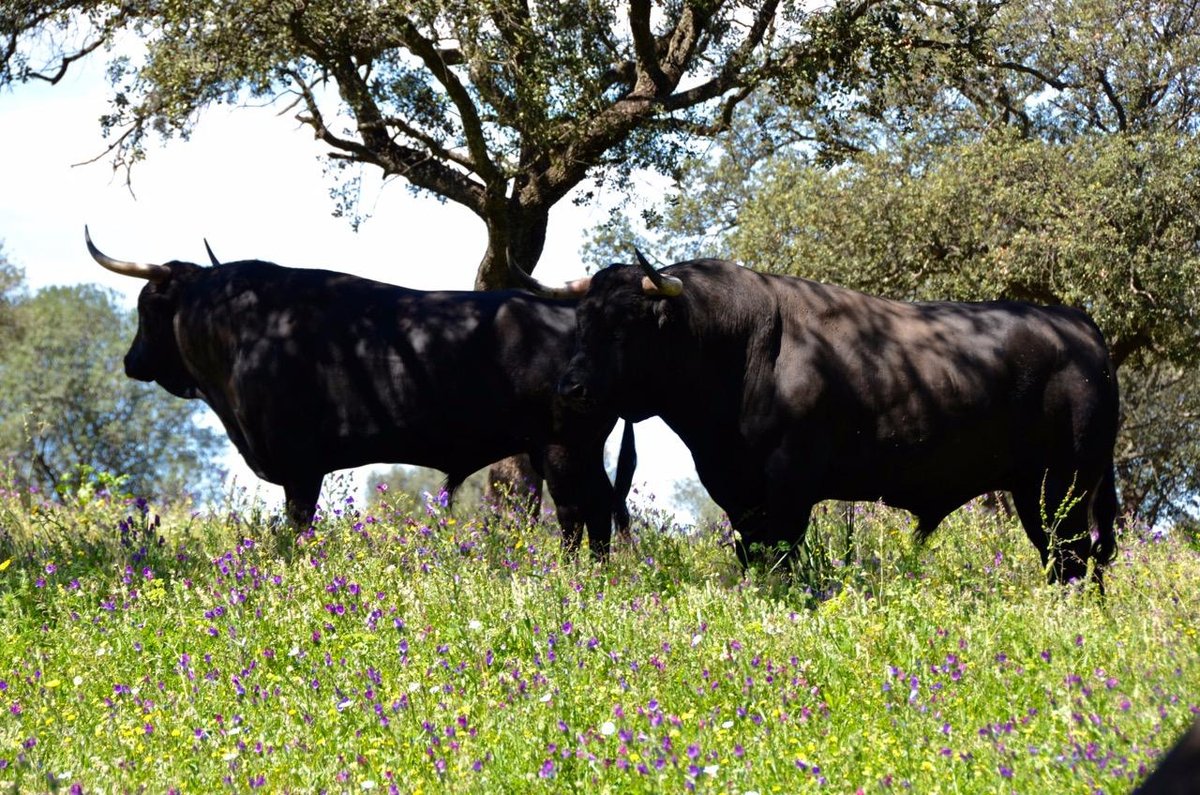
(653, 361, 745, 459)
(652, 301, 771, 466)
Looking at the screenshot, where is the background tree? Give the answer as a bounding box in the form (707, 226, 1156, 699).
(732, 131, 1200, 370)
(671, 477, 725, 528)
(0, 241, 22, 338)
(0, 279, 225, 503)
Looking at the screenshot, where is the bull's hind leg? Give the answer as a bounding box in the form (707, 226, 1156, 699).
(1011, 488, 1051, 573)
(1090, 465, 1119, 566)
(1013, 470, 1105, 588)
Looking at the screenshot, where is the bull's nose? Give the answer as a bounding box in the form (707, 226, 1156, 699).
(557, 373, 588, 402)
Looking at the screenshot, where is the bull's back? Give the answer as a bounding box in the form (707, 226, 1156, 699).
(772, 287, 1116, 499)
(208, 275, 577, 473)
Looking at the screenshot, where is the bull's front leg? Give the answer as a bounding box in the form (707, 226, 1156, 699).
(745, 448, 821, 574)
(283, 473, 324, 532)
(731, 500, 815, 575)
(542, 441, 614, 561)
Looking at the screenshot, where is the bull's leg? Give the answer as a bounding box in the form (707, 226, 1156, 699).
(613, 500, 633, 547)
(543, 442, 614, 561)
(912, 511, 950, 545)
(283, 474, 324, 532)
(734, 494, 815, 574)
(1053, 471, 1113, 590)
(729, 506, 768, 569)
(1013, 471, 1105, 588)
(758, 452, 819, 573)
(1011, 486, 1052, 573)
(484, 455, 543, 521)
(611, 420, 637, 547)
(1090, 465, 1119, 565)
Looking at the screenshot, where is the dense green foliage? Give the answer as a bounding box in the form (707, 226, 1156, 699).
(0, 276, 224, 504)
(729, 132, 1200, 370)
(0, 245, 22, 342)
(0, 479, 1196, 792)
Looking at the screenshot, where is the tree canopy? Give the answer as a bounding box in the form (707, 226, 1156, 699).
(732, 131, 1200, 369)
(0, 0, 1001, 287)
(0, 275, 225, 503)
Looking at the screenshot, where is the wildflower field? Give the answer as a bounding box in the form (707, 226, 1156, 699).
(1, 476, 1197, 794)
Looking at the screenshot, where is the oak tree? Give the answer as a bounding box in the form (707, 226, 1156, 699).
(0, 278, 225, 503)
(0, 0, 951, 286)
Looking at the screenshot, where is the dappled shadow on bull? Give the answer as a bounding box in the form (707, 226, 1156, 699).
(522, 253, 1120, 590)
(84, 227, 634, 557)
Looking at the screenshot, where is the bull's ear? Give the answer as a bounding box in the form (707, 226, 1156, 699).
(640, 275, 683, 297)
(652, 296, 674, 330)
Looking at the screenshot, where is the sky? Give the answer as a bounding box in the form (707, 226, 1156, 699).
(0, 53, 700, 516)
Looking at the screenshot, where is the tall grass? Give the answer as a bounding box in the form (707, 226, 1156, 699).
(0, 474, 1196, 793)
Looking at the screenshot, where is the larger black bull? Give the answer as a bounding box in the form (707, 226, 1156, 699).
(519, 254, 1120, 585)
(86, 228, 633, 555)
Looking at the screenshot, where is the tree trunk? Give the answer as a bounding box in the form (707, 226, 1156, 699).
(480, 202, 552, 507)
(484, 453, 543, 519)
(474, 202, 550, 290)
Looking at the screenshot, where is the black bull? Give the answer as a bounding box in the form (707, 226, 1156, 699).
(86, 228, 634, 555)
(530, 256, 1120, 586)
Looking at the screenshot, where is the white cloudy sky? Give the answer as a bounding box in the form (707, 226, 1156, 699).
(0, 53, 698, 514)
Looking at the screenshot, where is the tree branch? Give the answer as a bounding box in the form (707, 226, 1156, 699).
(284, 11, 490, 215)
(377, 116, 476, 172)
(26, 36, 105, 84)
(1095, 66, 1128, 131)
(991, 59, 1072, 92)
(393, 14, 504, 188)
(629, 0, 670, 94)
(285, 69, 487, 213)
(661, 0, 782, 112)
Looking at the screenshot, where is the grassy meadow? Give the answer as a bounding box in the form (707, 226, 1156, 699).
(0, 474, 1197, 794)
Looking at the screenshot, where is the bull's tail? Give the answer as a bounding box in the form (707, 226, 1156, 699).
(442, 473, 466, 510)
(612, 421, 637, 540)
(1090, 463, 1119, 565)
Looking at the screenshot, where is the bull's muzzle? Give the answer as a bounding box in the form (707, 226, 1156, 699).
(557, 370, 592, 406)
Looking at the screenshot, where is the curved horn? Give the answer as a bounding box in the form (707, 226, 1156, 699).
(85, 226, 170, 282)
(203, 238, 221, 266)
(635, 249, 683, 297)
(507, 254, 591, 299)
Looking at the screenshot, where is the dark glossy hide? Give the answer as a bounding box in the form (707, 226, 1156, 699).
(122, 257, 630, 554)
(561, 259, 1119, 583)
